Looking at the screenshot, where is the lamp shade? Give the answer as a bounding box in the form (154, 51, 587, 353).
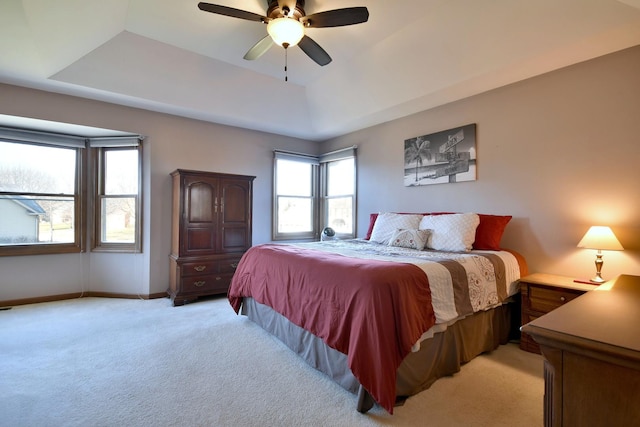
(577, 226, 624, 251)
(267, 17, 304, 47)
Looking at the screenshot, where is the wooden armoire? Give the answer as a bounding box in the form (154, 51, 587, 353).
(168, 169, 255, 306)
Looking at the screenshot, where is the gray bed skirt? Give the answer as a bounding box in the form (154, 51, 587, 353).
(241, 297, 514, 412)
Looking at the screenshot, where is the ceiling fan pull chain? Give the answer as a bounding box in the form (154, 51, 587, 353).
(284, 44, 289, 82)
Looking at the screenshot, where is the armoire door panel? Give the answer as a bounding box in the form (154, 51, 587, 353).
(187, 181, 216, 222)
(221, 227, 248, 251)
(221, 182, 250, 224)
(186, 228, 217, 252)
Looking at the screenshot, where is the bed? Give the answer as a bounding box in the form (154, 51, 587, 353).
(228, 212, 527, 414)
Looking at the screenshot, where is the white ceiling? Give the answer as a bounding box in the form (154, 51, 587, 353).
(1, 0, 640, 141)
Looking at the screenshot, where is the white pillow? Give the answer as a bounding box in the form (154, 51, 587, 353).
(388, 229, 431, 250)
(369, 213, 423, 244)
(419, 213, 480, 252)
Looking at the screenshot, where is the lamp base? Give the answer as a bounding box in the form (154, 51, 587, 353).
(591, 252, 606, 284)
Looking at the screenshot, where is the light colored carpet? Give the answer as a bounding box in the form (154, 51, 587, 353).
(0, 297, 544, 426)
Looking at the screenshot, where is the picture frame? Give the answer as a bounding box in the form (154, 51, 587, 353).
(404, 123, 477, 186)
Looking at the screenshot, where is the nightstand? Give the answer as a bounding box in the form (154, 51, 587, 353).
(519, 273, 599, 354)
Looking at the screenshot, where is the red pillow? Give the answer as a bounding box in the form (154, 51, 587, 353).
(473, 214, 512, 250)
(364, 213, 379, 240)
(364, 212, 511, 251)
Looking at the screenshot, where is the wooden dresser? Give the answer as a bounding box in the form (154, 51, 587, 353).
(519, 274, 598, 353)
(168, 170, 255, 306)
(521, 274, 640, 426)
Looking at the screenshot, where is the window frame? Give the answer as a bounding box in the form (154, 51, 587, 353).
(272, 147, 357, 242)
(0, 123, 142, 257)
(319, 154, 357, 239)
(0, 140, 86, 256)
(272, 153, 319, 241)
(91, 144, 142, 253)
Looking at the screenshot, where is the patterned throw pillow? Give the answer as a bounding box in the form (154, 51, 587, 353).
(419, 213, 480, 252)
(369, 213, 424, 244)
(388, 229, 431, 250)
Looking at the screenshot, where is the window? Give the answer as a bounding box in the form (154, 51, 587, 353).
(321, 156, 356, 237)
(273, 147, 356, 241)
(92, 145, 142, 252)
(0, 123, 142, 256)
(0, 139, 84, 255)
(273, 153, 318, 240)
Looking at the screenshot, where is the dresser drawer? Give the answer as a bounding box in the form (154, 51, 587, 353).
(219, 257, 242, 274)
(181, 261, 218, 277)
(528, 285, 583, 313)
(181, 258, 241, 276)
(181, 273, 232, 294)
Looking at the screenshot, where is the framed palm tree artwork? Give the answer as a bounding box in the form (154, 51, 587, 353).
(403, 123, 477, 187)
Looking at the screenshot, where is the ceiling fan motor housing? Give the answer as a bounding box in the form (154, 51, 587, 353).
(267, 1, 306, 22)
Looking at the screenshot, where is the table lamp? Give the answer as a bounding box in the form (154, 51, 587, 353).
(577, 226, 624, 283)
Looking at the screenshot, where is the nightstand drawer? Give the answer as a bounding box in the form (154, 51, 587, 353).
(528, 285, 582, 313)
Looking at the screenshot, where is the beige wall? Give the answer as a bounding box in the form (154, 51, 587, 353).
(322, 45, 640, 279)
(1, 45, 639, 303)
(0, 85, 317, 301)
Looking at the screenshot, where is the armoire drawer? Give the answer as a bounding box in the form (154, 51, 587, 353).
(180, 261, 218, 277)
(181, 273, 233, 294)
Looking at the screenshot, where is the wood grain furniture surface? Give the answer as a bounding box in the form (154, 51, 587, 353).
(521, 274, 640, 427)
(168, 169, 254, 306)
(519, 273, 598, 354)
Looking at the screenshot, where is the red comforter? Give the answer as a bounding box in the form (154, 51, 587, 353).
(228, 244, 436, 414)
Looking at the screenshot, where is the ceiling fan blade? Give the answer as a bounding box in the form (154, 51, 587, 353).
(243, 35, 275, 60)
(198, 2, 267, 22)
(298, 35, 331, 66)
(302, 7, 369, 28)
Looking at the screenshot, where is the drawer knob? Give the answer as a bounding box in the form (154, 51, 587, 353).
(560, 296, 566, 302)
(215, 276, 222, 281)
(230, 263, 238, 269)
(194, 281, 206, 287)
(194, 265, 207, 272)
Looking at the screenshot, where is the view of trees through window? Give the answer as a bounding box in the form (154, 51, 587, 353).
(275, 159, 314, 234)
(273, 150, 356, 240)
(325, 158, 354, 234)
(0, 141, 76, 245)
(0, 140, 141, 253)
(100, 149, 138, 243)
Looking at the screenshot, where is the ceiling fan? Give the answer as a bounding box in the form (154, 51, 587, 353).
(197, 1, 369, 66)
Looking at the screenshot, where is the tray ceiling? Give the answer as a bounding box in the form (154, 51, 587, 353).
(1, 0, 640, 140)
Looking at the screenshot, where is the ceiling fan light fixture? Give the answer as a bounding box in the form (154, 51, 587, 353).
(267, 17, 304, 48)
